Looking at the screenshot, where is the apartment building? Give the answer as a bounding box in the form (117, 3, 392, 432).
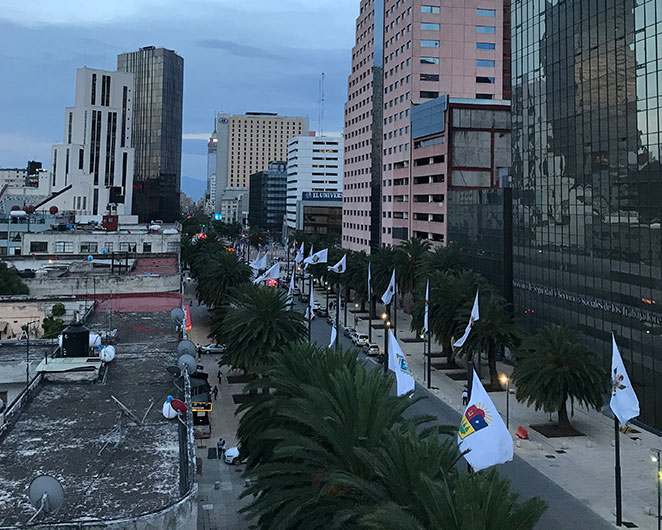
(342, 0, 508, 251)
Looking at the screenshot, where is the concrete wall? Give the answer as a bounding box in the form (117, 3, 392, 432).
(23, 273, 180, 298)
(0, 299, 87, 339)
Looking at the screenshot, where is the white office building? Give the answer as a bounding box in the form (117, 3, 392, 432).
(285, 135, 343, 231)
(48, 67, 135, 218)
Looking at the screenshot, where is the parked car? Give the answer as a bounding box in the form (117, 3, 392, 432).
(317, 307, 328, 318)
(344, 327, 356, 338)
(349, 330, 360, 343)
(355, 334, 369, 347)
(224, 446, 244, 465)
(313, 301, 322, 311)
(363, 343, 380, 356)
(199, 343, 225, 354)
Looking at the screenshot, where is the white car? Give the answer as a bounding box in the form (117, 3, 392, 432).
(313, 301, 322, 310)
(199, 343, 225, 354)
(355, 334, 369, 347)
(224, 446, 243, 465)
(363, 343, 380, 356)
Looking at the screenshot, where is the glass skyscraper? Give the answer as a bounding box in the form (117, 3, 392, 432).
(117, 47, 184, 222)
(512, 0, 662, 430)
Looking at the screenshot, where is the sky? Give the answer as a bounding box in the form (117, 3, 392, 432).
(0, 0, 356, 200)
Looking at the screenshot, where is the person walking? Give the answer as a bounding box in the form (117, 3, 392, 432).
(462, 386, 469, 406)
(217, 438, 224, 459)
(217, 370, 222, 384)
(212, 386, 219, 401)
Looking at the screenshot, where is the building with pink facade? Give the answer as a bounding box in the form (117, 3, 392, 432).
(342, 0, 510, 252)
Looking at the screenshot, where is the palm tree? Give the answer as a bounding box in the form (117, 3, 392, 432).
(423, 244, 465, 275)
(193, 248, 253, 307)
(214, 284, 307, 375)
(248, 225, 265, 249)
(512, 325, 607, 431)
(394, 238, 431, 308)
(346, 251, 369, 310)
(456, 292, 524, 387)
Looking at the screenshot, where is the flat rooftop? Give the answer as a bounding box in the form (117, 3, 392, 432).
(0, 310, 184, 527)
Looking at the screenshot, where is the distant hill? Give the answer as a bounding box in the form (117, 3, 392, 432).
(180, 175, 206, 201)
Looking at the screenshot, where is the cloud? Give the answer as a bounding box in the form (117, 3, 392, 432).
(196, 38, 282, 60)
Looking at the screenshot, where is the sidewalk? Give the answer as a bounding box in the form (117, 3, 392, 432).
(341, 292, 662, 530)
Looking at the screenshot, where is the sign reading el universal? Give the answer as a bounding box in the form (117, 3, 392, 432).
(514, 280, 662, 326)
(302, 191, 342, 201)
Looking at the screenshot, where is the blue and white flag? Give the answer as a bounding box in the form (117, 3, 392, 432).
(294, 242, 304, 263)
(367, 261, 372, 301)
(388, 329, 414, 396)
(424, 279, 430, 333)
(329, 325, 337, 348)
(610, 334, 640, 425)
(328, 254, 346, 274)
(382, 270, 396, 305)
(458, 370, 513, 472)
(303, 248, 328, 267)
(454, 290, 479, 348)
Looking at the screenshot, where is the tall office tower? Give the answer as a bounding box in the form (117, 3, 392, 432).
(214, 112, 309, 211)
(117, 46, 184, 222)
(248, 161, 288, 234)
(512, 1, 662, 429)
(50, 67, 135, 216)
(342, 0, 506, 252)
(285, 135, 344, 233)
(206, 131, 217, 214)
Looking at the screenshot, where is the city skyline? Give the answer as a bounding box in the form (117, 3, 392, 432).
(0, 0, 356, 199)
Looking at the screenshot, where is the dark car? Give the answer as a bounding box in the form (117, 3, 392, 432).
(317, 307, 329, 318)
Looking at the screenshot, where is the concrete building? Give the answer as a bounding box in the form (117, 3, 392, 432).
(49, 67, 135, 218)
(117, 47, 184, 223)
(248, 161, 287, 234)
(206, 132, 218, 215)
(214, 112, 309, 211)
(511, 1, 662, 430)
(218, 188, 249, 225)
(285, 135, 343, 232)
(0, 213, 56, 256)
(342, 0, 508, 252)
(296, 192, 343, 238)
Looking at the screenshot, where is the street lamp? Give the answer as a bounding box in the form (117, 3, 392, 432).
(381, 313, 390, 373)
(354, 303, 359, 327)
(499, 373, 510, 429)
(652, 448, 661, 530)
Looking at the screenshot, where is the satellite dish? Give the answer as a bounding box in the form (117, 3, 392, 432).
(170, 307, 185, 324)
(89, 333, 101, 348)
(87, 255, 94, 262)
(177, 354, 196, 375)
(27, 475, 64, 523)
(99, 345, 116, 362)
(101, 247, 108, 254)
(171, 398, 187, 413)
(177, 340, 197, 356)
(162, 396, 177, 419)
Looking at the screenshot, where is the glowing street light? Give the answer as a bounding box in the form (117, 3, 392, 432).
(500, 373, 510, 429)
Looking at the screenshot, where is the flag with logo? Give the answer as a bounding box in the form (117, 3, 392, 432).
(367, 261, 372, 301)
(610, 334, 640, 425)
(454, 290, 479, 348)
(329, 325, 337, 348)
(294, 242, 304, 263)
(382, 270, 396, 305)
(303, 248, 328, 268)
(328, 254, 347, 274)
(388, 329, 415, 396)
(424, 279, 430, 333)
(253, 262, 280, 284)
(458, 370, 513, 471)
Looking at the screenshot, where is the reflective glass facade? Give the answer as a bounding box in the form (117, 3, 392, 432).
(248, 161, 288, 234)
(512, 0, 662, 429)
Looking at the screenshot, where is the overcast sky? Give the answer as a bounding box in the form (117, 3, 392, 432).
(0, 0, 355, 199)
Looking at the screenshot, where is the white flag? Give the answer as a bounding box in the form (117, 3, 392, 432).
(458, 370, 513, 472)
(288, 269, 295, 296)
(381, 270, 396, 305)
(388, 329, 415, 396)
(424, 279, 430, 333)
(329, 325, 337, 348)
(250, 252, 267, 271)
(253, 262, 280, 284)
(610, 334, 640, 425)
(367, 261, 372, 301)
(294, 242, 304, 263)
(454, 290, 479, 348)
(328, 254, 347, 274)
(309, 285, 315, 314)
(303, 248, 328, 267)
(250, 251, 262, 269)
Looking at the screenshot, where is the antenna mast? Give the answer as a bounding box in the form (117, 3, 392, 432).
(318, 72, 325, 137)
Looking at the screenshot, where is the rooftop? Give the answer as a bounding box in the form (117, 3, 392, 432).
(0, 310, 184, 527)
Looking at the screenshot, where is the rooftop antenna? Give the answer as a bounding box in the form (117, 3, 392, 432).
(318, 72, 325, 137)
(27, 475, 65, 524)
(97, 395, 154, 455)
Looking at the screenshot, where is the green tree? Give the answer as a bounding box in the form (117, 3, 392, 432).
(394, 237, 431, 299)
(42, 303, 67, 339)
(194, 248, 253, 307)
(249, 225, 265, 249)
(215, 284, 307, 375)
(512, 325, 608, 430)
(0, 262, 29, 295)
(423, 244, 465, 276)
(51, 302, 66, 317)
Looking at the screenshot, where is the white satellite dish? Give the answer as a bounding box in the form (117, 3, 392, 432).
(170, 307, 185, 324)
(27, 475, 64, 524)
(99, 345, 116, 362)
(177, 354, 197, 375)
(177, 340, 197, 357)
(89, 333, 101, 348)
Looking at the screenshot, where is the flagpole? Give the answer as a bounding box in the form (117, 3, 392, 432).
(308, 274, 312, 344)
(615, 416, 623, 527)
(335, 282, 341, 352)
(423, 330, 427, 386)
(393, 284, 398, 338)
(368, 263, 372, 344)
(344, 285, 348, 327)
(384, 317, 389, 373)
(466, 360, 474, 473)
(427, 330, 432, 390)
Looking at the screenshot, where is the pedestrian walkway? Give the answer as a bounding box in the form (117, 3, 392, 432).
(346, 298, 662, 530)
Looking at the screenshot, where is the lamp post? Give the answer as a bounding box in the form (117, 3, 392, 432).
(499, 373, 510, 429)
(652, 448, 661, 530)
(354, 303, 359, 327)
(325, 281, 329, 312)
(381, 312, 389, 373)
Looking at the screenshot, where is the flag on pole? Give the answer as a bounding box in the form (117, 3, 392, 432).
(458, 370, 513, 471)
(253, 262, 280, 284)
(367, 261, 372, 301)
(382, 270, 396, 305)
(295, 242, 304, 263)
(303, 248, 328, 267)
(250, 252, 262, 269)
(388, 329, 415, 396)
(309, 284, 315, 314)
(610, 334, 640, 425)
(250, 252, 267, 271)
(288, 269, 295, 295)
(329, 325, 337, 348)
(453, 290, 479, 348)
(328, 254, 347, 274)
(424, 279, 430, 333)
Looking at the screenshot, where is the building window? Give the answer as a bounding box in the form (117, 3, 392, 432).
(91, 73, 96, 105)
(420, 91, 439, 99)
(477, 59, 496, 67)
(477, 8, 496, 16)
(420, 73, 440, 81)
(477, 25, 496, 33)
(477, 42, 496, 50)
(30, 241, 48, 253)
(421, 5, 440, 13)
(80, 242, 98, 253)
(55, 241, 74, 253)
(105, 243, 114, 252)
(143, 242, 152, 253)
(476, 93, 494, 99)
(421, 22, 440, 31)
(421, 57, 440, 65)
(167, 241, 179, 252)
(477, 76, 496, 83)
(421, 40, 440, 48)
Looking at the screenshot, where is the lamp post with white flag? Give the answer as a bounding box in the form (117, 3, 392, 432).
(328, 254, 346, 352)
(367, 262, 373, 344)
(610, 333, 640, 527)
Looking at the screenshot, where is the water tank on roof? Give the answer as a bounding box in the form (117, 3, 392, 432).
(61, 321, 90, 357)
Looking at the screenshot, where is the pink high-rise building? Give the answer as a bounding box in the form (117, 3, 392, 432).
(342, 0, 509, 252)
